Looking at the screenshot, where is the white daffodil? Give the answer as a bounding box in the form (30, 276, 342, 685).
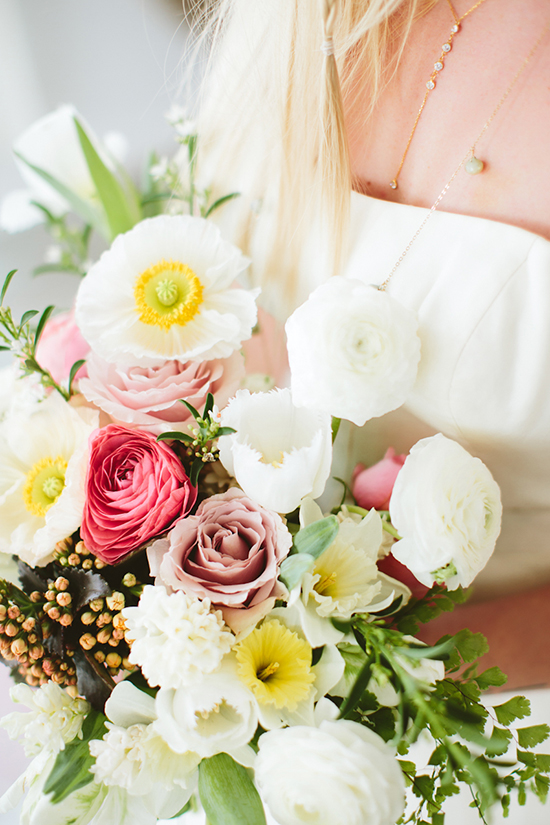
(91, 681, 199, 813)
(0, 392, 98, 566)
(154, 655, 258, 767)
(75, 215, 258, 367)
(218, 389, 333, 513)
(390, 433, 502, 589)
(286, 277, 421, 426)
(279, 499, 411, 648)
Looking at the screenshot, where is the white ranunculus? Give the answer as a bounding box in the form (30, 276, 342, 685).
(256, 719, 405, 825)
(286, 278, 421, 426)
(75, 214, 258, 367)
(154, 655, 258, 766)
(0, 105, 109, 233)
(390, 433, 502, 589)
(0, 392, 98, 566)
(218, 389, 332, 513)
(122, 586, 234, 690)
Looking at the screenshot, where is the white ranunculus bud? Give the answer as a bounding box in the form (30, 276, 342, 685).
(389, 433, 502, 589)
(285, 278, 421, 426)
(255, 720, 405, 825)
(218, 388, 332, 513)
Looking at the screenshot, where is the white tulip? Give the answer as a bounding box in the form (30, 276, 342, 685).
(218, 389, 332, 513)
(390, 433, 502, 589)
(256, 719, 405, 825)
(286, 277, 421, 426)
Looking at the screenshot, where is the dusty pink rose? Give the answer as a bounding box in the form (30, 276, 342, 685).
(352, 448, 406, 511)
(35, 310, 90, 384)
(81, 424, 196, 563)
(79, 351, 244, 435)
(148, 488, 292, 633)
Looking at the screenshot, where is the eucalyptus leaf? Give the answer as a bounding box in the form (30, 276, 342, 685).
(279, 554, 315, 591)
(33, 305, 55, 350)
(14, 151, 107, 236)
(204, 192, 240, 218)
(198, 753, 266, 825)
(0, 269, 17, 304)
(74, 118, 136, 239)
(293, 515, 338, 560)
(43, 709, 107, 803)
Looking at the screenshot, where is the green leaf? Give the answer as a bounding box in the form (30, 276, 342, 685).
(180, 398, 202, 421)
(534, 774, 550, 803)
(33, 263, 82, 276)
(33, 305, 55, 351)
(454, 628, 489, 663)
(216, 426, 237, 437)
(68, 359, 86, 395)
(157, 431, 193, 443)
(203, 392, 214, 418)
(293, 516, 339, 560)
(20, 309, 39, 328)
(398, 759, 417, 774)
(331, 416, 341, 444)
(398, 638, 454, 661)
(339, 653, 375, 719)
(517, 724, 550, 749)
(198, 753, 266, 825)
(43, 709, 107, 803)
(494, 696, 531, 727)
(517, 751, 550, 771)
(190, 456, 203, 487)
(475, 666, 508, 691)
(204, 192, 241, 218)
(74, 118, 136, 240)
(0, 269, 17, 304)
(15, 151, 107, 236)
(279, 554, 314, 591)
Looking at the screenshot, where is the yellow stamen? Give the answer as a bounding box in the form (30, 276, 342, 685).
(23, 456, 67, 517)
(134, 258, 203, 330)
(314, 572, 337, 596)
(235, 619, 314, 710)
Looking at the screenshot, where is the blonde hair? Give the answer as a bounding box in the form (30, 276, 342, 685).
(186, 0, 437, 315)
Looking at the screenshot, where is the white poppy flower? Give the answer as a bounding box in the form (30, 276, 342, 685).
(0, 392, 98, 566)
(255, 719, 405, 825)
(154, 655, 258, 766)
(75, 215, 258, 367)
(0, 105, 108, 232)
(218, 389, 332, 513)
(286, 277, 421, 426)
(390, 433, 502, 589)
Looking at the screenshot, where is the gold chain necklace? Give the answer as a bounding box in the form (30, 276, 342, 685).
(389, 0, 490, 191)
(378, 19, 550, 291)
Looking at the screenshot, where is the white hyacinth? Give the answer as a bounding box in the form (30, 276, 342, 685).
(0, 682, 89, 757)
(123, 586, 234, 689)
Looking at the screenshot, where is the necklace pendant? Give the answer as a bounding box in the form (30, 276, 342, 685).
(389, 179, 398, 190)
(465, 156, 484, 175)
(451, 23, 460, 34)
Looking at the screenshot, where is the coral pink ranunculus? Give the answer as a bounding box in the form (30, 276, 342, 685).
(81, 425, 196, 563)
(352, 448, 406, 511)
(148, 488, 292, 633)
(36, 310, 90, 384)
(79, 351, 244, 436)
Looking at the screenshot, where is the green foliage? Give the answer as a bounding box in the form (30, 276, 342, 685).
(43, 710, 107, 803)
(198, 753, 266, 825)
(517, 725, 550, 749)
(493, 696, 531, 727)
(293, 516, 339, 559)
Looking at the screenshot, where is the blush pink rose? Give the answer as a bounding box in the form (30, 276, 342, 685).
(352, 448, 406, 511)
(35, 310, 90, 384)
(79, 351, 244, 435)
(81, 424, 196, 563)
(148, 487, 292, 633)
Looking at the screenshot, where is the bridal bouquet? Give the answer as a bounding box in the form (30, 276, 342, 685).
(0, 106, 548, 825)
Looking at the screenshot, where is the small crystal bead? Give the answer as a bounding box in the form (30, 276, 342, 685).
(389, 180, 398, 190)
(442, 43, 452, 53)
(434, 61, 443, 71)
(451, 24, 459, 33)
(426, 79, 436, 90)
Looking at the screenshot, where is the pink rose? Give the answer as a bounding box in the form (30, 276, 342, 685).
(148, 488, 292, 633)
(81, 424, 196, 563)
(79, 351, 244, 435)
(352, 448, 406, 511)
(36, 310, 90, 384)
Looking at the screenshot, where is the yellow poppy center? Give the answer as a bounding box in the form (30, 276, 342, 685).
(134, 259, 204, 330)
(23, 455, 68, 517)
(235, 619, 315, 710)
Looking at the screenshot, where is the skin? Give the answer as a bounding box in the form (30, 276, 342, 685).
(345, 0, 550, 689)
